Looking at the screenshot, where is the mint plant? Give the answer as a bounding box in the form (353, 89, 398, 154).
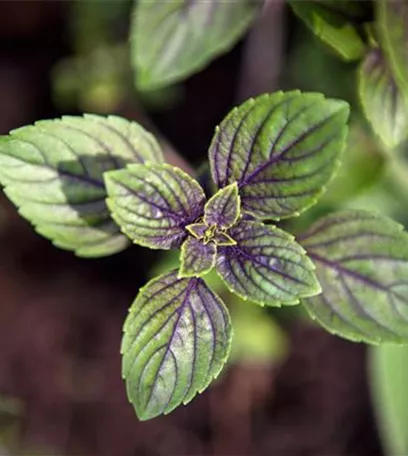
(1, 0, 408, 430)
(3, 87, 408, 422)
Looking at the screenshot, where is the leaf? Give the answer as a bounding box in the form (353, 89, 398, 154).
(186, 222, 207, 239)
(179, 236, 216, 278)
(121, 270, 232, 420)
(369, 345, 408, 456)
(301, 210, 408, 344)
(131, 0, 259, 90)
(289, 0, 367, 61)
(209, 91, 350, 220)
(216, 220, 320, 306)
(317, 121, 385, 206)
(359, 48, 408, 149)
(105, 163, 205, 250)
(378, 0, 408, 102)
(0, 115, 162, 257)
(314, 0, 370, 18)
(204, 182, 240, 229)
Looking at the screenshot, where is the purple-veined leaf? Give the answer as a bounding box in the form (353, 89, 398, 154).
(186, 222, 207, 239)
(0, 115, 162, 257)
(378, 0, 408, 102)
(204, 182, 240, 229)
(216, 220, 320, 306)
(105, 163, 205, 250)
(179, 236, 216, 278)
(131, 0, 259, 89)
(121, 270, 232, 420)
(213, 231, 236, 247)
(209, 91, 349, 220)
(359, 48, 408, 149)
(300, 210, 408, 344)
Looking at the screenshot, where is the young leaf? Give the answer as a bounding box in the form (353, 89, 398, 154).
(179, 236, 216, 278)
(359, 48, 408, 150)
(105, 163, 205, 249)
(300, 210, 408, 344)
(131, 0, 259, 90)
(216, 220, 321, 306)
(289, 0, 367, 61)
(204, 182, 240, 229)
(186, 222, 207, 239)
(121, 270, 232, 420)
(378, 0, 408, 102)
(209, 91, 349, 220)
(0, 115, 162, 257)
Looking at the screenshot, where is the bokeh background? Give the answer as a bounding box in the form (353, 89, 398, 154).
(0, 1, 403, 455)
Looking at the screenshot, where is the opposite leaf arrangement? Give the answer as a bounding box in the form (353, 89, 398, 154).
(2, 91, 408, 421)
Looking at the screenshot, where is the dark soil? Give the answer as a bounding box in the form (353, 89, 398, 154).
(0, 2, 384, 455)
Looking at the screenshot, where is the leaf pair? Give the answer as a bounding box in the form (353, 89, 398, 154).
(0, 115, 163, 257)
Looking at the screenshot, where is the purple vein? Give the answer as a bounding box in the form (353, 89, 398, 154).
(224, 102, 259, 186)
(339, 274, 396, 336)
(196, 284, 217, 381)
(143, 280, 195, 411)
(240, 110, 341, 187)
(240, 95, 298, 181)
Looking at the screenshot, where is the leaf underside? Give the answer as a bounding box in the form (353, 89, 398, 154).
(132, 0, 259, 89)
(121, 270, 232, 420)
(105, 163, 205, 249)
(216, 220, 321, 306)
(0, 115, 163, 257)
(359, 48, 408, 149)
(209, 91, 350, 220)
(301, 210, 408, 344)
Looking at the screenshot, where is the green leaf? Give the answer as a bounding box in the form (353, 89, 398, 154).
(179, 236, 216, 278)
(370, 345, 408, 456)
(317, 121, 385, 206)
(359, 48, 408, 150)
(301, 210, 408, 344)
(314, 0, 370, 18)
(289, 0, 366, 61)
(105, 163, 206, 250)
(378, 0, 408, 102)
(131, 0, 259, 90)
(209, 91, 350, 220)
(0, 115, 162, 257)
(204, 182, 240, 229)
(216, 220, 321, 306)
(121, 270, 232, 420)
